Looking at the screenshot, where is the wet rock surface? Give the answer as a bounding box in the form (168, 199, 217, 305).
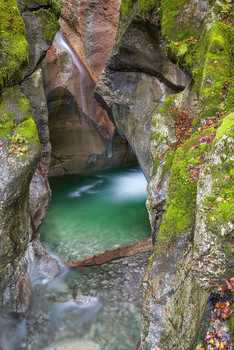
(42, 30, 136, 176)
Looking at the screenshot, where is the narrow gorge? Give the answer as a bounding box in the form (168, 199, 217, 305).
(0, 0, 233, 350)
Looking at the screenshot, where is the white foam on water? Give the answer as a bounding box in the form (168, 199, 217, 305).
(110, 170, 147, 201)
(69, 180, 103, 198)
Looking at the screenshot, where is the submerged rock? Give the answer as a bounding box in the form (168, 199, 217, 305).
(45, 339, 100, 350)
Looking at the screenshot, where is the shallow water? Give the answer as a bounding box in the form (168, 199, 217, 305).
(39, 164, 150, 261)
(1, 165, 151, 350)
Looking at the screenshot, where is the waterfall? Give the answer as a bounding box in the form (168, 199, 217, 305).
(54, 31, 88, 115)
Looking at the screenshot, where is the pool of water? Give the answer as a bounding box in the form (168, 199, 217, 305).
(39, 164, 150, 261)
(1, 165, 151, 350)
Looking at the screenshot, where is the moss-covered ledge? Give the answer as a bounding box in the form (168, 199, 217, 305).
(0, 0, 28, 89)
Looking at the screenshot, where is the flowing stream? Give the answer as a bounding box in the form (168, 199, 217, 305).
(1, 165, 151, 350)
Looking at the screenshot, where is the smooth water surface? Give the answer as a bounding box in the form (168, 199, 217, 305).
(39, 164, 150, 261)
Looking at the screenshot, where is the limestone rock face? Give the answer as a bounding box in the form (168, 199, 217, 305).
(0, 86, 41, 315)
(21, 69, 52, 233)
(42, 0, 136, 175)
(96, 1, 233, 349)
(0, 1, 59, 315)
(17, 0, 60, 74)
(95, 9, 189, 179)
(59, 0, 121, 79)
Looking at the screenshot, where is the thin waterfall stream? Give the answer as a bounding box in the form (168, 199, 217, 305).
(1, 165, 151, 350)
(54, 31, 88, 114)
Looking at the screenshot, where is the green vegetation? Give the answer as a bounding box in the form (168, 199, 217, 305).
(120, 0, 133, 18)
(224, 78, 234, 114)
(17, 118, 39, 145)
(23, 0, 60, 15)
(215, 112, 234, 141)
(0, 87, 40, 157)
(201, 115, 234, 261)
(32, 7, 60, 42)
(155, 134, 201, 254)
(43, 8, 60, 42)
(161, 0, 194, 42)
(138, 0, 161, 18)
(0, 113, 14, 136)
(192, 22, 233, 127)
(162, 150, 176, 176)
(228, 311, 234, 344)
(0, 0, 28, 88)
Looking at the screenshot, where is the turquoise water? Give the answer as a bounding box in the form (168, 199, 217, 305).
(39, 164, 150, 261)
(1, 165, 151, 350)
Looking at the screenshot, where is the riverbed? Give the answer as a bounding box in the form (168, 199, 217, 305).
(2, 165, 151, 350)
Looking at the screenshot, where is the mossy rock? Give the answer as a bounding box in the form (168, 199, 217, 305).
(161, 0, 199, 42)
(202, 112, 234, 241)
(23, 0, 60, 15)
(32, 7, 60, 43)
(120, 0, 133, 18)
(138, 0, 161, 18)
(0, 86, 40, 147)
(0, 0, 28, 89)
(192, 22, 234, 128)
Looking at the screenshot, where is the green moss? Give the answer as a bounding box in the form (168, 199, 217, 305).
(32, 5, 60, 43)
(155, 130, 214, 254)
(17, 118, 39, 146)
(157, 94, 176, 114)
(228, 307, 234, 343)
(138, 0, 161, 18)
(200, 115, 234, 261)
(161, 0, 197, 42)
(202, 162, 233, 251)
(215, 112, 234, 141)
(193, 22, 233, 93)
(0, 87, 39, 146)
(162, 150, 176, 176)
(151, 131, 166, 143)
(23, 0, 60, 15)
(0, 0, 28, 88)
(225, 78, 234, 114)
(192, 22, 233, 128)
(41, 8, 60, 42)
(155, 135, 199, 253)
(120, 0, 133, 18)
(0, 113, 14, 137)
(0, 86, 32, 124)
(153, 157, 161, 175)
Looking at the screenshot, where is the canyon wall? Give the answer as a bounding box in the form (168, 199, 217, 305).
(0, 0, 60, 315)
(96, 0, 234, 348)
(0, 0, 233, 348)
(42, 0, 136, 176)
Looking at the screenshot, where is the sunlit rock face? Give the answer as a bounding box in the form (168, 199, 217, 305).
(42, 0, 136, 176)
